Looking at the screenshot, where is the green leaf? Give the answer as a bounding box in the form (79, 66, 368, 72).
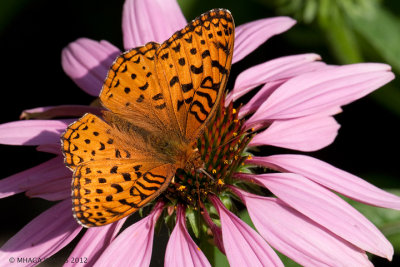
(317, 1, 363, 63)
(186, 207, 200, 238)
(0, 0, 31, 33)
(314, 1, 400, 117)
(371, 84, 400, 118)
(302, 0, 318, 23)
(220, 194, 233, 211)
(176, 0, 196, 15)
(348, 5, 400, 73)
(239, 209, 256, 229)
(213, 246, 229, 267)
(276, 251, 302, 267)
(163, 209, 176, 234)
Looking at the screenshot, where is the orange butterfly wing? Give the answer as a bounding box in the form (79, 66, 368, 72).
(155, 9, 235, 140)
(62, 113, 176, 227)
(100, 42, 182, 137)
(62, 113, 127, 171)
(62, 9, 235, 227)
(72, 159, 174, 227)
(100, 9, 234, 141)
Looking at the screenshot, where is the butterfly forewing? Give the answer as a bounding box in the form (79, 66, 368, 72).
(156, 9, 235, 141)
(100, 42, 181, 135)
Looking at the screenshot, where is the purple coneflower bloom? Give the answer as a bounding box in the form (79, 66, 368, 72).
(1, 0, 399, 266)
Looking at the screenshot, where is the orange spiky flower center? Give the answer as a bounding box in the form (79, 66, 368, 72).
(164, 96, 253, 210)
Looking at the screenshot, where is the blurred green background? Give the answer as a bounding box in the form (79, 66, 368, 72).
(0, 0, 399, 266)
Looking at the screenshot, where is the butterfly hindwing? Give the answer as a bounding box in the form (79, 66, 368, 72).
(156, 9, 235, 141)
(72, 159, 175, 227)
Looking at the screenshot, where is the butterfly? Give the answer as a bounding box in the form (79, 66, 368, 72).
(61, 9, 235, 227)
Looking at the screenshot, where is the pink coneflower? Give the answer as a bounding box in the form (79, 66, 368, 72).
(1, 0, 399, 266)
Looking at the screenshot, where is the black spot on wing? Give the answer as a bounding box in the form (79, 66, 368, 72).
(190, 65, 203, 74)
(139, 82, 149, 91)
(189, 100, 209, 123)
(195, 91, 214, 109)
(152, 93, 163, 100)
(182, 83, 193, 93)
(170, 76, 179, 87)
(111, 184, 123, 193)
(172, 43, 181, 52)
(211, 60, 228, 74)
(161, 53, 169, 60)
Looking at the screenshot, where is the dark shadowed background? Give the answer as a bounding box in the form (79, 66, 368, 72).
(1, 0, 399, 266)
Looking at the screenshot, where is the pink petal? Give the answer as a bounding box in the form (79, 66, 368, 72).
(248, 115, 340, 151)
(209, 195, 283, 267)
(61, 38, 120, 96)
(122, 0, 186, 49)
(236, 172, 393, 260)
(94, 202, 164, 267)
(248, 155, 400, 210)
(231, 187, 372, 267)
(0, 156, 71, 199)
(227, 54, 324, 103)
(240, 83, 343, 118)
(36, 144, 62, 154)
(238, 81, 282, 117)
(25, 177, 70, 201)
(0, 199, 82, 266)
(0, 119, 73, 146)
(233, 17, 296, 64)
(65, 218, 126, 267)
(165, 205, 211, 267)
(20, 105, 102, 120)
(246, 63, 395, 126)
(238, 66, 340, 118)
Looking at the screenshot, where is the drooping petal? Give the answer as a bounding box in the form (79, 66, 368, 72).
(209, 195, 283, 267)
(61, 38, 120, 96)
(201, 204, 225, 254)
(25, 177, 70, 201)
(246, 63, 394, 126)
(20, 105, 102, 120)
(94, 202, 164, 267)
(236, 172, 393, 260)
(165, 205, 211, 267)
(65, 218, 126, 267)
(227, 53, 324, 103)
(36, 143, 63, 155)
(0, 119, 73, 146)
(230, 186, 372, 267)
(0, 156, 70, 199)
(248, 115, 340, 151)
(0, 200, 82, 266)
(233, 17, 296, 64)
(248, 155, 400, 210)
(122, 0, 186, 49)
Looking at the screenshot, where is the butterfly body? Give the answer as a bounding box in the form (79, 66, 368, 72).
(62, 9, 235, 227)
